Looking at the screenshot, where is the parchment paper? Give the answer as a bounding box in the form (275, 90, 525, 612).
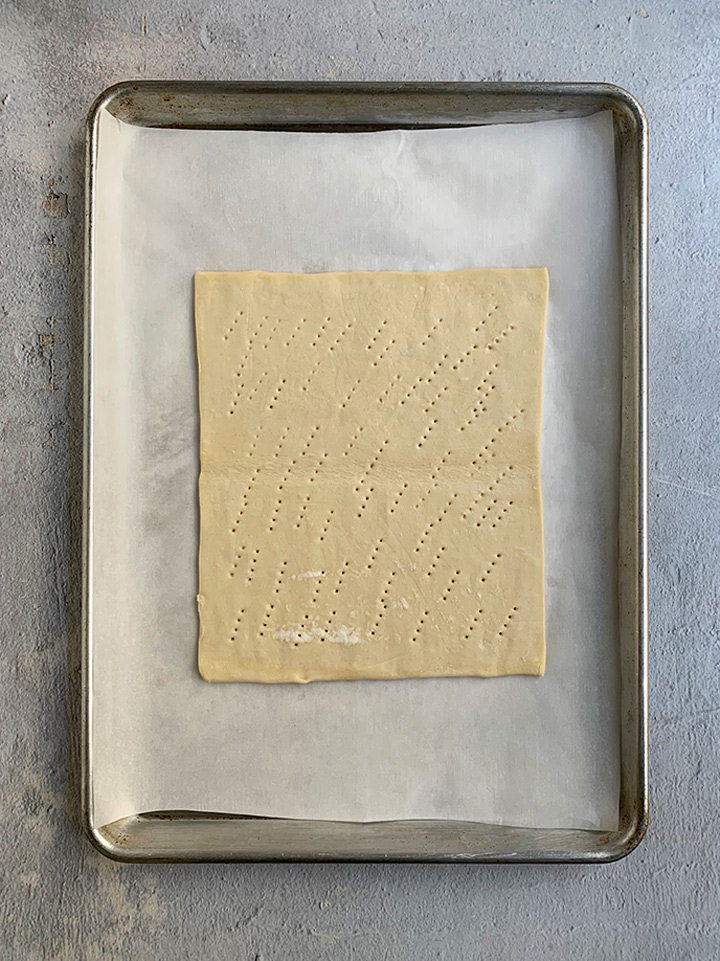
(90, 108, 621, 830)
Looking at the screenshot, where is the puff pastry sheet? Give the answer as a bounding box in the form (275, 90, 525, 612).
(196, 269, 548, 683)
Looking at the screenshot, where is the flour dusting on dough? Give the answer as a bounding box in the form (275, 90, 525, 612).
(275, 628, 316, 644)
(295, 570, 325, 580)
(328, 625, 362, 646)
(275, 625, 362, 646)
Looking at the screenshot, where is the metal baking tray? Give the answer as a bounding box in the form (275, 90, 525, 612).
(83, 81, 647, 862)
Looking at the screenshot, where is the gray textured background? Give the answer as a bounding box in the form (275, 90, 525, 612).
(1, 1, 717, 958)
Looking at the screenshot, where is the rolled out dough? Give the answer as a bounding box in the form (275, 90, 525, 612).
(195, 269, 548, 683)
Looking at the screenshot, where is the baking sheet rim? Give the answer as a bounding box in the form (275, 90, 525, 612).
(81, 80, 648, 863)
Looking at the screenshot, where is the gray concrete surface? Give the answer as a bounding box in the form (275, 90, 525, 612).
(1, 1, 718, 958)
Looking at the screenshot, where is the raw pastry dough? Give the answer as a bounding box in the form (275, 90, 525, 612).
(195, 269, 548, 683)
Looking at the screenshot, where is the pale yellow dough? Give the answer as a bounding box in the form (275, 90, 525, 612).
(195, 269, 548, 683)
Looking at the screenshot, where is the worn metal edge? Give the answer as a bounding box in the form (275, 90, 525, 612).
(629, 82, 650, 860)
(81, 93, 99, 854)
(93, 79, 643, 130)
(89, 814, 629, 864)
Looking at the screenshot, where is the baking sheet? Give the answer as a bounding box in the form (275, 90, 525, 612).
(90, 109, 621, 831)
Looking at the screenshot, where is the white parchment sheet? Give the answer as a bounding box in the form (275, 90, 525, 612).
(91, 109, 621, 830)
